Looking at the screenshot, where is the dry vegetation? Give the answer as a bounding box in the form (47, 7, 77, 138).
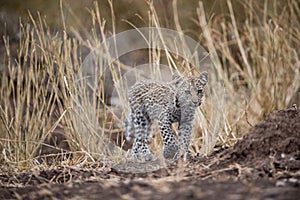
(0, 0, 299, 174)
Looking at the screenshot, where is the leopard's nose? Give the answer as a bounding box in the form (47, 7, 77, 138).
(192, 100, 199, 106)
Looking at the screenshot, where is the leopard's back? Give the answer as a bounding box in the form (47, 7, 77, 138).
(128, 80, 175, 119)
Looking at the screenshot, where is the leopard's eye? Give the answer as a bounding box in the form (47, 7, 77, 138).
(197, 89, 203, 94)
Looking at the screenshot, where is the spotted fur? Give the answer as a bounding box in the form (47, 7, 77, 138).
(125, 71, 208, 161)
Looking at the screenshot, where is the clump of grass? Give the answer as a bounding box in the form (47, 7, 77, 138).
(0, 14, 72, 169)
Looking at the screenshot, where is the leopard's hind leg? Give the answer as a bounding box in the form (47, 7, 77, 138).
(125, 108, 135, 141)
(131, 106, 154, 161)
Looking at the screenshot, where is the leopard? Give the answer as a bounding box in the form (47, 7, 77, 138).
(125, 71, 208, 161)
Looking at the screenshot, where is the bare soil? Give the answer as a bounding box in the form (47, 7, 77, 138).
(1, 107, 300, 200)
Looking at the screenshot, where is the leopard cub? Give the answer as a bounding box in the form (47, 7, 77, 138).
(125, 71, 208, 161)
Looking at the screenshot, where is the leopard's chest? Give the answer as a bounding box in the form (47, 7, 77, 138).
(171, 105, 197, 124)
(163, 100, 182, 123)
(170, 108, 181, 123)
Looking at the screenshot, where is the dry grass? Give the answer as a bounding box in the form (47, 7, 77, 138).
(0, 0, 299, 171)
(197, 0, 300, 133)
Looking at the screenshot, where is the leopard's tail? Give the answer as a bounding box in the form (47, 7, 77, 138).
(125, 108, 135, 141)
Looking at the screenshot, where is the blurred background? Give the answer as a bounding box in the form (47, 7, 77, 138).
(1, 0, 284, 39)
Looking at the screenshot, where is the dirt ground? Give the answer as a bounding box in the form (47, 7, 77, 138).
(1, 107, 300, 200)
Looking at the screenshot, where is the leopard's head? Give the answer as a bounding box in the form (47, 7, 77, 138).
(172, 71, 208, 107)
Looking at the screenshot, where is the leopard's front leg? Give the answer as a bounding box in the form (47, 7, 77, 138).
(178, 122, 193, 157)
(158, 112, 180, 159)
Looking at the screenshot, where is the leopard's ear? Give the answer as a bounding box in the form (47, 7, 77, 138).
(199, 71, 208, 85)
(172, 71, 182, 85)
(172, 72, 180, 80)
